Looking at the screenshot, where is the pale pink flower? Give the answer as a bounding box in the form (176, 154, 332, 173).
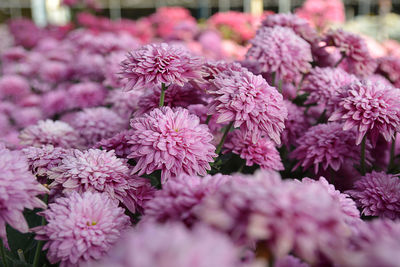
(68, 82, 107, 109)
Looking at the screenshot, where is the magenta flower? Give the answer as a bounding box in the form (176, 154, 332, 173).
(128, 107, 216, 183)
(301, 177, 360, 222)
(105, 89, 142, 119)
(282, 100, 310, 148)
(208, 68, 287, 144)
(69, 107, 127, 147)
(48, 149, 154, 213)
(41, 88, 72, 116)
(68, 82, 107, 109)
(0, 148, 48, 245)
(291, 123, 371, 173)
(96, 222, 242, 267)
(22, 145, 71, 179)
(325, 29, 377, 77)
(19, 119, 83, 149)
(224, 129, 283, 171)
(347, 171, 400, 219)
(262, 13, 318, 43)
(143, 173, 229, 225)
(275, 255, 310, 267)
(121, 43, 203, 91)
(33, 191, 131, 266)
(0, 74, 30, 102)
(329, 80, 400, 145)
(96, 130, 134, 158)
(301, 67, 357, 113)
(103, 51, 126, 88)
(246, 26, 312, 84)
(377, 56, 400, 88)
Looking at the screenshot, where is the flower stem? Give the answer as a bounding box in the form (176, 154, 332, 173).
(33, 194, 48, 267)
(388, 133, 397, 172)
(0, 239, 8, 267)
(271, 72, 276, 87)
(215, 122, 234, 155)
(205, 115, 212, 125)
(159, 83, 167, 107)
(334, 53, 346, 67)
(360, 136, 367, 175)
(277, 79, 283, 94)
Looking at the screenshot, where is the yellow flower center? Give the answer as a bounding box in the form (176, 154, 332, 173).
(87, 221, 97, 226)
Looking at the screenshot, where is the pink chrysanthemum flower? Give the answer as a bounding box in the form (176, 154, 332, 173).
(96, 222, 242, 267)
(136, 83, 205, 115)
(0, 148, 48, 245)
(48, 149, 155, 213)
(343, 219, 400, 267)
(262, 13, 318, 43)
(128, 107, 216, 183)
(69, 107, 127, 147)
(22, 145, 71, 179)
(68, 82, 107, 109)
(291, 123, 371, 173)
(33, 191, 131, 267)
(41, 88, 72, 116)
(301, 177, 360, 222)
(329, 80, 400, 145)
(301, 67, 357, 112)
(105, 89, 142, 119)
(347, 171, 400, 219)
(19, 119, 82, 148)
(282, 100, 310, 148)
(121, 43, 203, 91)
(325, 29, 377, 77)
(143, 173, 229, 225)
(275, 255, 310, 267)
(377, 56, 400, 88)
(96, 130, 134, 158)
(224, 129, 283, 171)
(208, 68, 287, 144)
(246, 26, 312, 84)
(0, 74, 30, 102)
(103, 51, 126, 89)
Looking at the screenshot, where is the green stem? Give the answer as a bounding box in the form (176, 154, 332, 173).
(297, 73, 306, 92)
(334, 53, 346, 67)
(388, 133, 397, 172)
(215, 122, 234, 155)
(159, 83, 167, 107)
(360, 136, 367, 175)
(237, 161, 245, 173)
(271, 72, 276, 87)
(33, 194, 48, 267)
(205, 115, 212, 125)
(0, 239, 8, 267)
(17, 249, 25, 262)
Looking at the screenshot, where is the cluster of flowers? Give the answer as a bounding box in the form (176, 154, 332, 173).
(2, 5, 400, 267)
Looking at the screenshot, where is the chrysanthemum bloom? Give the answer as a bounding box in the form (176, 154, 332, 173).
(282, 100, 309, 148)
(96, 222, 242, 267)
(329, 80, 400, 145)
(120, 43, 203, 91)
(377, 56, 400, 88)
(103, 51, 126, 88)
(301, 67, 357, 113)
(68, 82, 107, 109)
(347, 171, 400, 219)
(105, 89, 142, 119)
(22, 145, 71, 180)
(48, 149, 154, 213)
(128, 107, 216, 183)
(367, 74, 393, 88)
(38, 60, 70, 85)
(96, 130, 134, 158)
(0, 74, 30, 102)
(19, 119, 82, 148)
(208, 68, 287, 144)
(41, 89, 72, 116)
(33, 191, 131, 267)
(0, 148, 48, 245)
(143, 173, 229, 225)
(69, 107, 127, 147)
(325, 29, 377, 77)
(11, 106, 43, 128)
(291, 123, 371, 173)
(341, 219, 400, 267)
(224, 129, 283, 171)
(136, 83, 205, 115)
(301, 177, 360, 222)
(246, 26, 312, 84)
(262, 13, 318, 43)
(71, 51, 105, 82)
